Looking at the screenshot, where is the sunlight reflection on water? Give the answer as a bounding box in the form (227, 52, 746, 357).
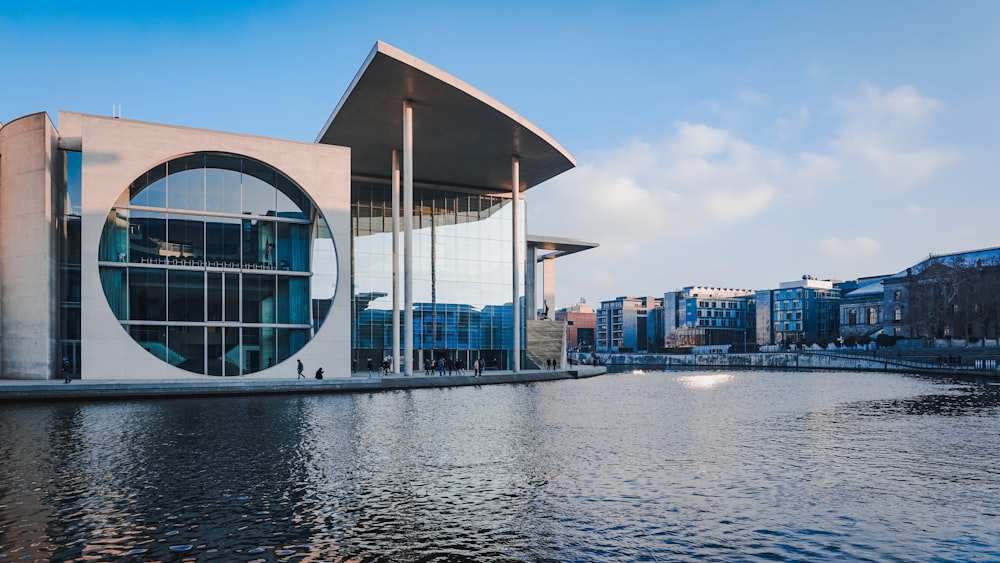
(678, 372, 734, 389)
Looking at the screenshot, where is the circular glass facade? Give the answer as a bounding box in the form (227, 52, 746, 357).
(98, 152, 336, 376)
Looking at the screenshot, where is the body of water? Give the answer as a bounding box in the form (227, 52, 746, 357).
(1, 370, 998, 561)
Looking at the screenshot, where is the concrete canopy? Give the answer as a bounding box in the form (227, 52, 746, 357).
(316, 41, 575, 192)
(527, 235, 599, 261)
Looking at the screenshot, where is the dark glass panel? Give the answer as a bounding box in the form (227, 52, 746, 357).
(100, 267, 127, 320)
(99, 209, 129, 262)
(242, 274, 276, 324)
(130, 324, 168, 362)
(169, 325, 205, 373)
(60, 307, 82, 340)
(205, 326, 223, 376)
(223, 327, 241, 375)
(128, 210, 167, 265)
(166, 214, 205, 263)
(168, 270, 204, 322)
(224, 273, 240, 322)
(276, 222, 310, 272)
(242, 326, 260, 374)
(207, 273, 223, 322)
(205, 216, 242, 266)
(129, 268, 166, 321)
(276, 328, 309, 365)
(241, 219, 275, 269)
(64, 215, 82, 265)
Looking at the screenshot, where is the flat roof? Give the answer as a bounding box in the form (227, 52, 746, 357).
(316, 41, 575, 192)
(527, 235, 599, 261)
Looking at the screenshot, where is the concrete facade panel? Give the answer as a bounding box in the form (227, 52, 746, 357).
(72, 113, 352, 380)
(0, 113, 60, 379)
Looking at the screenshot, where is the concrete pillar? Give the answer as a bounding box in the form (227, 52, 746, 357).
(512, 156, 520, 372)
(403, 101, 414, 376)
(391, 149, 401, 374)
(543, 256, 556, 320)
(526, 244, 537, 319)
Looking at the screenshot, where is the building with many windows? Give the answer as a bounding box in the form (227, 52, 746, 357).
(661, 287, 756, 351)
(756, 276, 841, 347)
(0, 42, 580, 380)
(595, 296, 661, 353)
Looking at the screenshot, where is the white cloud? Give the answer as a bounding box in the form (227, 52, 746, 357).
(815, 237, 881, 260)
(831, 83, 958, 188)
(903, 204, 927, 216)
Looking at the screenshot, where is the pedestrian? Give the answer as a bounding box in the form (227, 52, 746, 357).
(315, 367, 324, 380)
(297, 359, 304, 379)
(437, 357, 445, 376)
(447, 357, 453, 376)
(62, 356, 71, 384)
(472, 358, 479, 377)
(424, 357, 432, 375)
(367, 357, 373, 378)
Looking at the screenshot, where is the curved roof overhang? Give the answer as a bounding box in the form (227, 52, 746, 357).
(527, 235, 599, 261)
(316, 41, 575, 192)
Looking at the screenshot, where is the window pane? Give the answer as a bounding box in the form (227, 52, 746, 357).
(168, 270, 204, 322)
(205, 155, 242, 214)
(167, 155, 205, 211)
(166, 213, 205, 264)
(205, 216, 241, 266)
(129, 268, 166, 321)
(130, 325, 168, 361)
(169, 325, 205, 373)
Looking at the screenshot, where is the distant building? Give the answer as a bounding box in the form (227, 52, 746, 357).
(756, 276, 841, 346)
(881, 246, 1000, 340)
(837, 275, 891, 341)
(555, 303, 596, 351)
(596, 296, 661, 352)
(662, 287, 756, 351)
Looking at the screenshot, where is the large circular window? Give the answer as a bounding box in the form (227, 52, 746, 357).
(98, 152, 336, 376)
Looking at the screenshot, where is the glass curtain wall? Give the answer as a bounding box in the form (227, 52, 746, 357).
(352, 180, 525, 372)
(98, 152, 333, 376)
(59, 150, 83, 377)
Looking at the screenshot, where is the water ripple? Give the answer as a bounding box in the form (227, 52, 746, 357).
(0, 372, 998, 561)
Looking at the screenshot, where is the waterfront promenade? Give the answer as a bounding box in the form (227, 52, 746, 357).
(0, 366, 605, 402)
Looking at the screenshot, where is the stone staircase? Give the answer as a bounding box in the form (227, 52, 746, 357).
(526, 320, 567, 369)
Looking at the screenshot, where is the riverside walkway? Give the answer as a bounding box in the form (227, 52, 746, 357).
(0, 366, 606, 402)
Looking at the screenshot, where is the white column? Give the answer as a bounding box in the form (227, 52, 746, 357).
(543, 256, 556, 319)
(403, 101, 414, 376)
(391, 149, 401, 374)
(512, 156, 521, 372)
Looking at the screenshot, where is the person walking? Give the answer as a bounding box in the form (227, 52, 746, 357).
(297, 359, 304, 379)
(367, 357, 373, 378)
(472, 358, 479, 377)
(437, 357, 445, 376)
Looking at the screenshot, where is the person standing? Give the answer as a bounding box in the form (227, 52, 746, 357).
(297, 359, 304, 379)
(367, 357, 373, 378)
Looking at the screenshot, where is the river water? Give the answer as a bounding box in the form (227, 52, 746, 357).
(0, 370, 998, 562)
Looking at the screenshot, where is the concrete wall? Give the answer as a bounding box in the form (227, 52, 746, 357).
(0, 113, 60, 379)
(67, 112, 352, 379)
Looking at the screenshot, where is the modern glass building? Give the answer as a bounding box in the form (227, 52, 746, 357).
(0, 41, 577, 380)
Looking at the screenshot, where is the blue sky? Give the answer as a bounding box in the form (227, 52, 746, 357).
(4, 1, 999, 308)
